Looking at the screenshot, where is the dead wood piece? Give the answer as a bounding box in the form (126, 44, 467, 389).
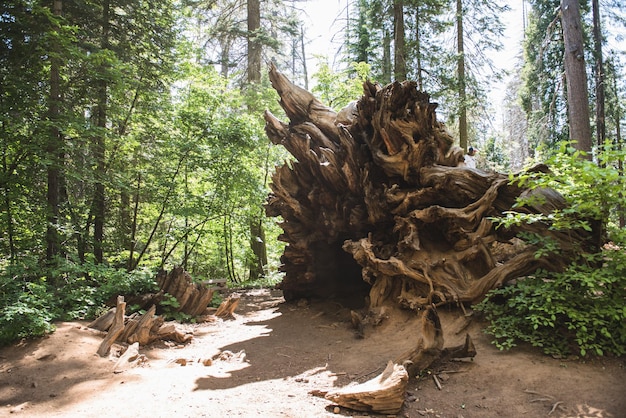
(324, 361, 408, 414)
(97, 296, 126, 357)
(117, 317, 139, 343)
(126, 305, 158, 346)
(88, 308, 116, 332)
(157, 266, 215, 317)
(113, 342, 140, 373)
(395, 306, 444, 377)
(215, 296, 240, 318)
(441, 333, 476, 360)
(156, 322, 193, 344)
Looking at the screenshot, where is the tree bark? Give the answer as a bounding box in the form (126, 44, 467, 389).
(393, 0, 406, 81)
(561, 0, 593, 155)
(592, 0, 605, 154)
(97, 296, 126, 357)
(247, 0, 261, 84)
(264, 63, 598, 309)
(93, 0, 110, 264)
(456, 0, 468, 152)
(46, 0, 63, 262)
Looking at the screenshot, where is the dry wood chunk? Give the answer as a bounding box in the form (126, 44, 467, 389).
(324, 361, 408, 414)
(97, 296, 126, 357)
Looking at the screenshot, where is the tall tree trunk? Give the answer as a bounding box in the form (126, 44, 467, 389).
(592, 0, 605, 157)
(220, 38, 231, 78)
(300, 26, 308, 90)
(127, 172, 141, 272)
(561, 0, 592, 156)
(249, 215, 268, 279)
(46, 0, 63, 261)
(611, 63, 625, 228)
(415, 4, 423, 91)
(1, 153, 15, 262)
(247, 0, 261, 83)
(382, 29, 392, 84)
(456, 0, 468, 152)
(93, 0, 110, 263)
(393, 0, 406, 81)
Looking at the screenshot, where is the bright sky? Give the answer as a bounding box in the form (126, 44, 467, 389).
(299, 0, 526, 113)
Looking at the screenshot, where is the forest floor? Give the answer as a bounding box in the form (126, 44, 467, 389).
(1, 288, 624, 418)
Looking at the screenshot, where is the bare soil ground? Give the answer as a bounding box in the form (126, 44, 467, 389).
(1, 288, 624, 418)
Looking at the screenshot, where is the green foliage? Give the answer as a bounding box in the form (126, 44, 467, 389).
(0, 276, 56, 346)
(475, 252, 626, 357)
(159, 292, 194, 323)
(235, 258, 284, 289)
(496, 142, 626, 244)
(0, 257, 158, 346)
(479, 142, 626, 357)
(312, 60, 371, 110)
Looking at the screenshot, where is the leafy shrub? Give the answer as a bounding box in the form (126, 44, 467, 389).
(0, 257, 159, 345)
(478, 142, 626, 358)
(0, 262, 56, 345)
(475, 250, 626, 357)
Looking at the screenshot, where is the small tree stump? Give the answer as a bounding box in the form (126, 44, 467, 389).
(127, 305, 159, 346)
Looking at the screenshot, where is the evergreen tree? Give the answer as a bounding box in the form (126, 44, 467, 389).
(561, 0, 592, 155)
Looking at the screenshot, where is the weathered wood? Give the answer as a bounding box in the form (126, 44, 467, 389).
(156, 322, 193, 344)
(113, 342, 140, 373)
(97, 296, 126, 357)
(264, 64, 599, 307)
(155, 266, 216, 317)
(215, 296, 240, 318)
(88, 307, 116, 332)
(126, 305, 159, 346)
(263, 65, 599, 377)
(324, 360, 408, 414)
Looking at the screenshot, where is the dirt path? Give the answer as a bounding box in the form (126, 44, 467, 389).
(1, 288, 624, 417)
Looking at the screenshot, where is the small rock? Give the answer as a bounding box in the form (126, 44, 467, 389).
(333, 406, 340, 414)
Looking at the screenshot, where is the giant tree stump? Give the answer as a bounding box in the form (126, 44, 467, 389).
(263, 64, 599, 380)
(264, 63, 597, 308)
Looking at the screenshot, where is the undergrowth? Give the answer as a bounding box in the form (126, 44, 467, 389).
(477, 142, 626, 358)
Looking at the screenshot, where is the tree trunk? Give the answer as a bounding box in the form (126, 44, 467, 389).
(247, 0, 261, 84)
(415, 5, 423, 90)
(127, 172, 141, 271)
(456, 0, 468, 152)
(46, 0, 63, 262)
(264, 62, 598, 314)
(592, 0, 605, 155)
(382, 29, 392, 84)
(561, 0, 592, 155)
(393, 0, 406, 81)
(249, 217, 267, 279)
